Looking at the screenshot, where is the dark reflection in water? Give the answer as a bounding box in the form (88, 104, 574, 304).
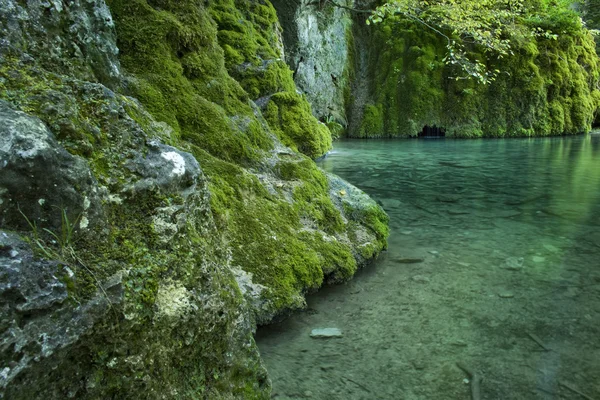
(257, 135, 600, 400)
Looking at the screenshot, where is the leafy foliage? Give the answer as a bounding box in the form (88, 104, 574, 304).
(369, 0, 587, 83)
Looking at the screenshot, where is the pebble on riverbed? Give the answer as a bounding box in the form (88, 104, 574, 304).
(504, 257, 525, 271)
(310, 328, 343, 338)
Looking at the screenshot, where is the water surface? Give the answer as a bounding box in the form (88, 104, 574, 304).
(257, 135, 600, 400)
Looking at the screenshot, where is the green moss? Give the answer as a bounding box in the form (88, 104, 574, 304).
(354, 18, 446, 138)
(208, 1, 331, 157)
(264, 92, 332, 158)
(325, 120, 345, 140)
(358, 104, 385, 137)
(190, 147, 376, 318)
(236, 60, 296, 100)
(209, 0, 280, 69)
(353, 12, 600, 138)
(209, 0, 296, 100)
(107, 0, 276, 165)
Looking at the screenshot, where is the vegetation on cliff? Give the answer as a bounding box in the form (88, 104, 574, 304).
(347, 0, 600, 137)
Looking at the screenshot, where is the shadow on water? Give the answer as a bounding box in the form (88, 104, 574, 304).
(256, 135, 600, 400)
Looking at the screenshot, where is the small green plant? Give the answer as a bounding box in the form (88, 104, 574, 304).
(19, 207, 115, 312)
(324, 114, 345, 140)
(18, 206, 80, 260)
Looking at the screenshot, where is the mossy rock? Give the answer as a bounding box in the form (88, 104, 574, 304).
(0, 0, 388, 398)
(264, 92, 333, 158)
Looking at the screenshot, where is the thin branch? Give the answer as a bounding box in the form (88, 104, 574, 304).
(456, 363, 482, 400)
(320, 0, 374, 14)
(402, 12, 452, 45)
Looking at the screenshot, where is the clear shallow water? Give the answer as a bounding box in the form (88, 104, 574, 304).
(256, 135, 600, 400)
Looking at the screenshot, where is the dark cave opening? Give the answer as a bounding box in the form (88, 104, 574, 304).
(419, 125, 446, 138)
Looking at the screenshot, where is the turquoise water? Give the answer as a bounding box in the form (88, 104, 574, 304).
(256, 135, 600, 400)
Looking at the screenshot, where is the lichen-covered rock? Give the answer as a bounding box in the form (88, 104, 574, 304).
(125, 140, 202, 195)
(327, 173, 389, 263)
(0, 0, 389, 398)
(0, 0, 120, 87)
(0, 231, 123, 396)
(0, 102, 102, 232)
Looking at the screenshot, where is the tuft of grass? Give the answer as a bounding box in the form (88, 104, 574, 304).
(18, 207, 114, 311)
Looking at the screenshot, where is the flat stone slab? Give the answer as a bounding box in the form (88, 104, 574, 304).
(310, 328, 343, 338)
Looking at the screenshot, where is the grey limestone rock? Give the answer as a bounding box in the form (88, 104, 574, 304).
(326, 171, 388, 266)
(126, 140, 203, 196)
(0, 230, 123, 396)
(0, 101, 102, 232)
(310, 328, 343, 338)
(271, 0, 354, 124)
(503, 256, 525, 271)
(0, 0, 120, 87)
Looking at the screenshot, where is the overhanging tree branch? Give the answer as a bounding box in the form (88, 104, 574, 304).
(307, 0, 373, 14)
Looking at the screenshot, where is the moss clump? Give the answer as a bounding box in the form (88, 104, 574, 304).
(352, 11, 600, 138)
(209, 1, 296, 100)
(209, 0, 280, 69)
(194, 147, 386, 320)
(208, 0, 332, 158)
(107, 0, 275, 164)
(325, 120, 346, 140)
(358, 104, 385, 138)
(264, 92, 333, 158)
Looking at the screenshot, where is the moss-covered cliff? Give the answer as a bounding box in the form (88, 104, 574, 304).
(0, 0, 388, 398)
(349, 6, 600, 138)
(270, 0, 356, 137)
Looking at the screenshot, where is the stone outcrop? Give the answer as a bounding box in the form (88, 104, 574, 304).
(271, 0, 356, 135)
(0, 231, 123, 396)
(0, 0, 389, 398)
(0, 102, 102, 232)
(350, 5, 600, 138)
(0, 0, 121, 87)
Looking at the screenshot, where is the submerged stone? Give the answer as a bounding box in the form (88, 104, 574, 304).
(498, 292, 515, 298)
(310, 328, 343, 338)
(504, 257, 525, 271)
(392, 258, 424, 264)
(543, 244, 560, 253)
